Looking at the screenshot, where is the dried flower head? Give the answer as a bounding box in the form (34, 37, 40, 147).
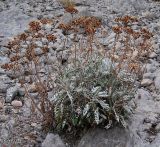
(1, 63, 14, 70)
(112, 26, 122, 34)
(29, 21, 41, 32)
(140, 28, 153, 39)
(10, 55, 21, 62)
(18, 33, 28, 41)
(42, 47, 49, 53)
(115, 16, 138, 24)
(40, 18, 53, 24)
(7, 38, 20, 49)
(58, 23, 72, 31)
(128, 63, 140, 72)
(64, 6, 78, 14)
(46, 34, 57, 42)
(33, 32, 44, 38)
(132, 32, 141, 39)
(85, 26, 96, 35)
(123, 27, 134, 34)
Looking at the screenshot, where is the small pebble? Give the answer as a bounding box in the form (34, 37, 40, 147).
(0, 101, 3, 109)
(141, 79, 153, 86)
(11, 100, 23, 107)
(149, 52, 157, 58)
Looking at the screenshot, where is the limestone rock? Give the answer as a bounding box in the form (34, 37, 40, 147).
(154, 76, 160, 90)
(141, 79, 153, 87)
(42, 133, 65, 147)
(78, 127, 134, 147)
(6, 85, 19, 103)
(11, 100, 23, 107)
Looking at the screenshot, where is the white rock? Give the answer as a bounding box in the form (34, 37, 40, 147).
(11, 100, 23, 107)
(141, 79, 153, 87)
(46, 6, 53, 11)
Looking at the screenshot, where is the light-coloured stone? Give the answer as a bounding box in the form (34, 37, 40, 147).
(11, 100, 23, 107)
(141, 79, 153, 87)
(154, 76, 160, 90)
(34, 48, 43, 56)
(149, 52, 157, 58)
(155, 123, 160, 132)
(0, 101, 4, 109)
(78, 127, 134, 147)
(1, 128, 9, 140)
(0, 56, 10, 65)
(6, 85, 19, 103)
(0, 115, 8, 122)
(35, 41, 43, 48)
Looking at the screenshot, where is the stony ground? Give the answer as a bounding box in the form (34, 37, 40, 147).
(0, 0, 160, 147)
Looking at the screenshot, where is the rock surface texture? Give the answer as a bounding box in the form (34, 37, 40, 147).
(0, 0, 160, 147)
(77, 127, 134, 147)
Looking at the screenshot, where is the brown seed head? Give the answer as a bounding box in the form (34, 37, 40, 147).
(46, 34, 57, 42)
(29, 21, 41, 32)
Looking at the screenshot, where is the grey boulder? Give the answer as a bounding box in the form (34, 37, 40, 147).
(42, 133, 66, 147)
(77, 127, 134, 147)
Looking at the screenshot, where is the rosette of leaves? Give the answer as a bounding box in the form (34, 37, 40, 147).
(52, 55, 135, 133)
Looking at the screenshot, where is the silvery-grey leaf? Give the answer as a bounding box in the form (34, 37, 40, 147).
(91, 86, 101, 94)
(120, 115, 127, 128)
(98, 91, 109, 98)
(94, 108, 100, 124)
(83, 104, 90, 116)
(104, 120, 112, 129)
(67, 91, 73, 106)
(113, 107, 120, 122)
(98, 100, 110, 110)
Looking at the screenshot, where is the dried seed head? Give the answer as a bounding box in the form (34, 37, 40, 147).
(7, 38, 20, 49)
(85, 26, 96, 35)
(46, 34, 57, 42)
(64, 6, 78, 14)
(1, 63, 14, 70)
(29, 21, 41, 32)
(42, 47, 49, 53)
(58, 23, 72, 31)
(128, 63, 140, 72)
(18, 33, 28, 41)
(10, 55, 21, 62)
(40, 18, 53, 24)
(33, 32, 44, 38)
(112, 26, 122, 34)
